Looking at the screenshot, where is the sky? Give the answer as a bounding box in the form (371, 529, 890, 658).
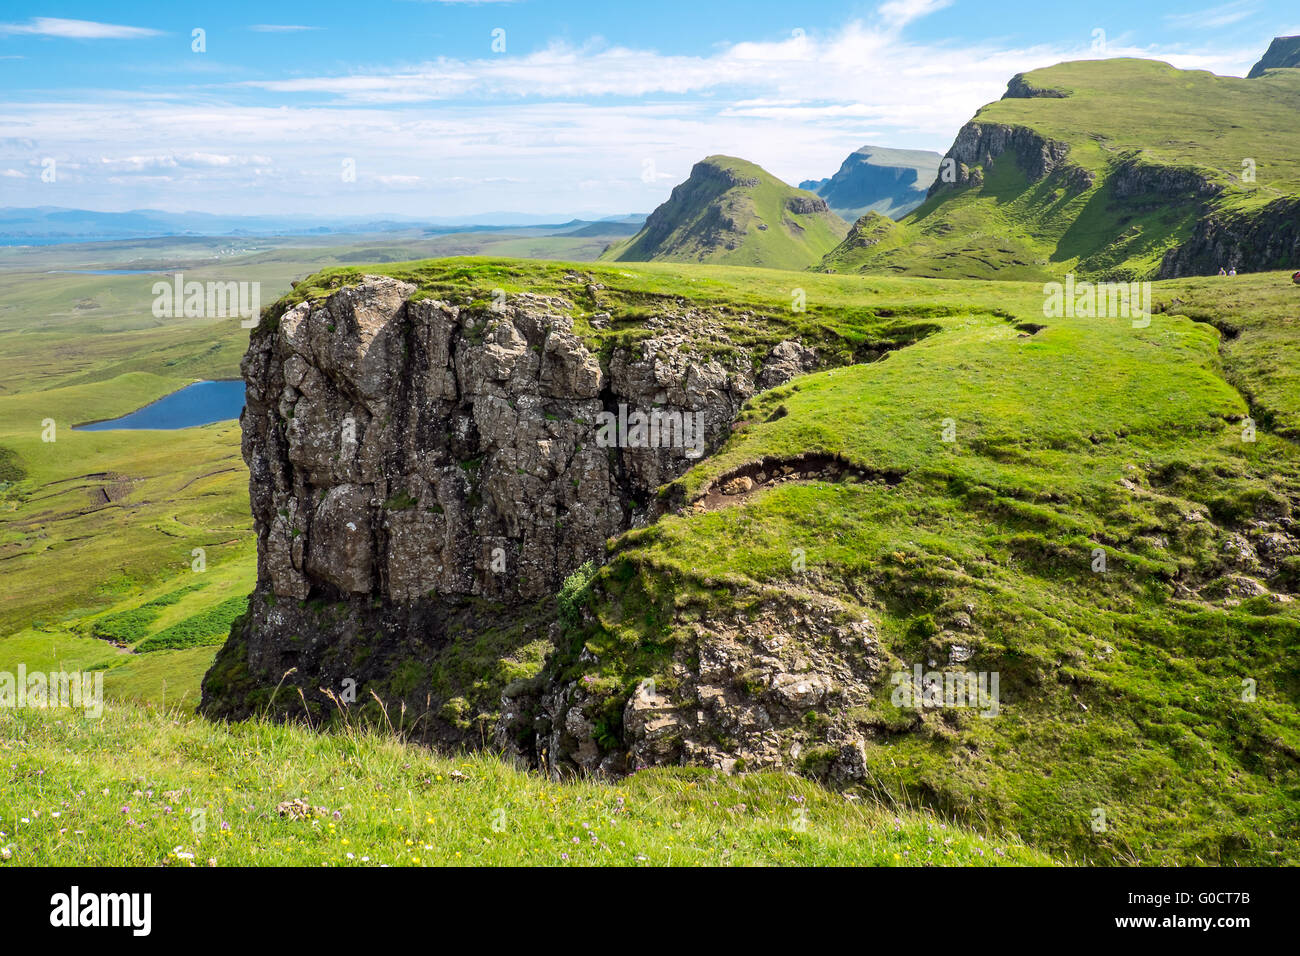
(0, 0, 1294, 218)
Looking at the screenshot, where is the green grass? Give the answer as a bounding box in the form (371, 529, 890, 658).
(514, 268, 1300, 865)
(0, 700, 1053, 866)
(3, 245, 1297, 867)
(135, 595, 249, 653)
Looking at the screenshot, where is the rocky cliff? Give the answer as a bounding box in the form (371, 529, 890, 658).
(1247, 35, 1300, 78)
(799, 145, 942, 220)
(200, 273, 828, 747)
(926, 121, 1082, 197)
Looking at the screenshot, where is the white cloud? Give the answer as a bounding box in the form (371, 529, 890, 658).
(235, 20, 1256, 107)
(0, 18, 1265, 216)
(1165, 1, 1260, 30)
(877, 0, 955, 30)
(0, 17, 161, 40)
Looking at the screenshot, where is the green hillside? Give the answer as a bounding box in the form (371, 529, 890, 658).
(0, 700, 1051, 866)
(4, 252, 1298, 866)
(819, 56, 1300, 280)
(206, 257, 1300, 864)
(602, 155, 849, 270)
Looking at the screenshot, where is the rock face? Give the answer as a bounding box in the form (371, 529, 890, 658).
(928, 122, 1075, 196)
(1158, 196, 1300, 278)
(510, 597, 884, 779)
(1002, 73, 1068, 99)
(799, 145, 943, 220)
(1247, 35, 1300, 78)
(201, 276, 819, 743)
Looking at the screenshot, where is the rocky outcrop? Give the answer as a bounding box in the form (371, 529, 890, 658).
(1158, 195, 1300, 278)
(507, 597, 884, 778)
(201, 275, 826, 742)
(1247, 35, 1300, 78)
(1110, 159, 1223, 202)
(785, 194, 830, 216)
(1002, 73, 1068, 99)
(927, 122, 1074, 196)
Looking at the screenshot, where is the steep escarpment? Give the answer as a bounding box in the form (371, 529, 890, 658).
(799, 145, 942, 220)
(926, 121, 1077, 195)
(819, 52, 1300, 280)
(201, 268, 883, 742)
(1157, 195, 1300, 277)
(1247, 35, 1300, 77)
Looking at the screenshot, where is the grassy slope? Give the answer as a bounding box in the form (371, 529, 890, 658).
(603, 156, 849, 270)
(248, 257, 1300, 864)
(0, 702, 1051, 866)
(820, 59, 1300, 280)
(525, 266, 1297, 865)
(4, 252, 1298, 866)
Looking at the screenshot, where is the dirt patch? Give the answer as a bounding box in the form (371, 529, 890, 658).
(691, 452, 906, 512)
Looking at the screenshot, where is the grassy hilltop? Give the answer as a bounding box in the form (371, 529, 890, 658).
(820, 58, 1300, 280)
(602, 156, 849, 270)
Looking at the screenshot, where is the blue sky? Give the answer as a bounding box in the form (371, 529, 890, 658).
(1, 0, 1294, 217)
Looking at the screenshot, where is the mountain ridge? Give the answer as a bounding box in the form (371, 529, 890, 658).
(818, 46, 1300, 280)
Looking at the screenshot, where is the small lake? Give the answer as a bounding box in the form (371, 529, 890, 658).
(76, 380, 245, 431)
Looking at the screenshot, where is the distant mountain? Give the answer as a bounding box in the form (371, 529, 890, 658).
(0, 207, 647, 244)
(551, 219, 644, 238)
(1248, 35, 1300, 77)
(601, 155, 849, 270)
(799, 146, 942, 220)
(819, 42, 1300, 280)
